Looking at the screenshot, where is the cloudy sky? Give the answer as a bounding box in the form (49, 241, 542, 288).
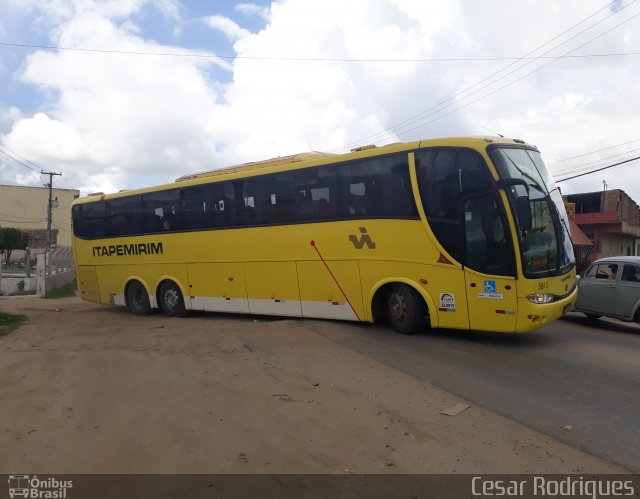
(0, 0, 639, 200)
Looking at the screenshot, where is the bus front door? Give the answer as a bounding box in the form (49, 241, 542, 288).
(462, 194, 518, 332)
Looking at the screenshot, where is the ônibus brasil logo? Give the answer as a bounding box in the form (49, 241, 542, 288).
(8, 475, 73, 498)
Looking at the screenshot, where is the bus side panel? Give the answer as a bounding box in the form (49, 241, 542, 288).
(187, 263, 249, 313)
(297, 261, 362, 321)
(245, 262, 302, 317)
(77, 265, 100, 304)
(359, 260, 470, 329)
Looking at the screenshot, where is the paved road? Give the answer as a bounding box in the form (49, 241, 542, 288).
(302, 313, 640, 472)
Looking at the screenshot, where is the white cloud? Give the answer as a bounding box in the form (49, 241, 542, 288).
(1, 0, 639, 200)
(235, 3, 271, 21)
(202, 15, 251, 41)
(0, 107, 22, 133)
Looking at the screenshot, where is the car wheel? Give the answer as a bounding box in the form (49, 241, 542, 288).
(386, 284, 427, 335)
(158, 281, 187, 317)
(584, 313, 602, 320)
(126, 280, 152, 316)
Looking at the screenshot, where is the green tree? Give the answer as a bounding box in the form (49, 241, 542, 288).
(0, 228, 28, 264)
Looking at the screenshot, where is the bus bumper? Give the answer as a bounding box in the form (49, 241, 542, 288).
(515, 286, 578, 333)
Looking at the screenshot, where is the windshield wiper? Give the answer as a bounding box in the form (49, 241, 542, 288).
(503, 152, 546, 194)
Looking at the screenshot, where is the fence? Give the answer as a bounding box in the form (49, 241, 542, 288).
(0, 248, 75, 297)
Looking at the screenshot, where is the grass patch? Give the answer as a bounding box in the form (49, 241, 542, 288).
(0, 311, 27, 337)
(45, 280, 77, 299)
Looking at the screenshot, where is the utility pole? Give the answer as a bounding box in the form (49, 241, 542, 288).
(42, 171, 62, 249)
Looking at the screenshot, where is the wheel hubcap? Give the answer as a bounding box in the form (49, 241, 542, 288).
(164, 289, 180, 310)
(389, 293, 406, 321)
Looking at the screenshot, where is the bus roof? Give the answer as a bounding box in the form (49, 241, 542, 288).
(73, 136, 535, 205)
(174, 151, 336, 182)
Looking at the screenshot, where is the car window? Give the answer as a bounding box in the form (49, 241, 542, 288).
(585, 263, 618, 280)
(621, 264, 640, 282)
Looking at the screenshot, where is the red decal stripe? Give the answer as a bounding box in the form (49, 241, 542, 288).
(310, 240, 361, 321)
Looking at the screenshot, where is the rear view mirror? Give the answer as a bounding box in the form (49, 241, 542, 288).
(517, 196, 532, 232)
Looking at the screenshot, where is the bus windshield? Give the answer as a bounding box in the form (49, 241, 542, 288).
(489, 147, 575, 276)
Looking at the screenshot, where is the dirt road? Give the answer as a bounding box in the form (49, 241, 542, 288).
(0, 297, 627, 473)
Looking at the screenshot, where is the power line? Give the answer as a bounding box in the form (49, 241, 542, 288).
(1, 40, 640, 62)
(333, 0, 636, 152)
(0, 141, 53, 176)
(0, 141, 46, 171)
(0, 147, 41, 173)
(0, 212, 45, 221)
(548, 137, 640, 165)
(370, 7, 640, 144)
(552, 147, 640, 176)
(52, 222, 70, 232)
(556, 155, 640, 182)
(0, 217, 45, 224)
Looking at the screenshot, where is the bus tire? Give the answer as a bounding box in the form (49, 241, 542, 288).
(385, 284, 426, 335)
(158, 281, 187, 317)
(126, 280, 152, 316)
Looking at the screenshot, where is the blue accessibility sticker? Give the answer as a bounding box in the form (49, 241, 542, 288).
(483, 280, 497, 293)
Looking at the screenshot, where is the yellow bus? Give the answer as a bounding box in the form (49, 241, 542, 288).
(71, 137, 577, 334)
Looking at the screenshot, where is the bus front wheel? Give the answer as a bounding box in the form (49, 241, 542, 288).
(385, 284, 427, 335)
(158, 281, 187, 317)
(126, 280, 152, 316)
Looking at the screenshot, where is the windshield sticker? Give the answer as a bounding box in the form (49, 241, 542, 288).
(439, 293, 456, 312)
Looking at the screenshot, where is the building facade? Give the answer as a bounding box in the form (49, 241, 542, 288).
(565, 189, 640, 272)
(0, 184, 80, 248)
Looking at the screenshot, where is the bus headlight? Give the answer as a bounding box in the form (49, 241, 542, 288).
(526, 293, 556, 304)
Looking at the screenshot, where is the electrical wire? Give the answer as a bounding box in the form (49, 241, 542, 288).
(0, 141, 55, 178)
(552, 147, 640, 176)
(1, 40, 640, 62)
(556, 155, 640, 182)
(0, 212, 45, 221)
(368, 8, 640, 145)
(333, 0, 636, 152)
(0, 147, 41, 174)
(548, 137, 640, 165)
(0, 217, 46, 224)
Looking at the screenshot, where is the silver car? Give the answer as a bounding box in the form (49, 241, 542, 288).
(575, 256, 640, 322)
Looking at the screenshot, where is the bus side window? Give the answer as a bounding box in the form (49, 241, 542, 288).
(180, 186, 205, 230)
(416, 148, 493, 263)
(73, 202, 106, 239)
(106, 196, 143, 236)
(293, 167, 338, 221)
(340, 153, 417, 219)
(265, 173, 297, 224)
(200, 181, 233, 228)
(142, 189, 181, 232)
(240, 177, 269, 226)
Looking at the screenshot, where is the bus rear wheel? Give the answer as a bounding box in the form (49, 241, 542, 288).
(386, 284, 427, 335)
(126, 280, 152, 316)
(158, 281, 187, 317)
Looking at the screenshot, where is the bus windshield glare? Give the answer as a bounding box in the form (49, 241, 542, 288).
(489, 147, 575, 276)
